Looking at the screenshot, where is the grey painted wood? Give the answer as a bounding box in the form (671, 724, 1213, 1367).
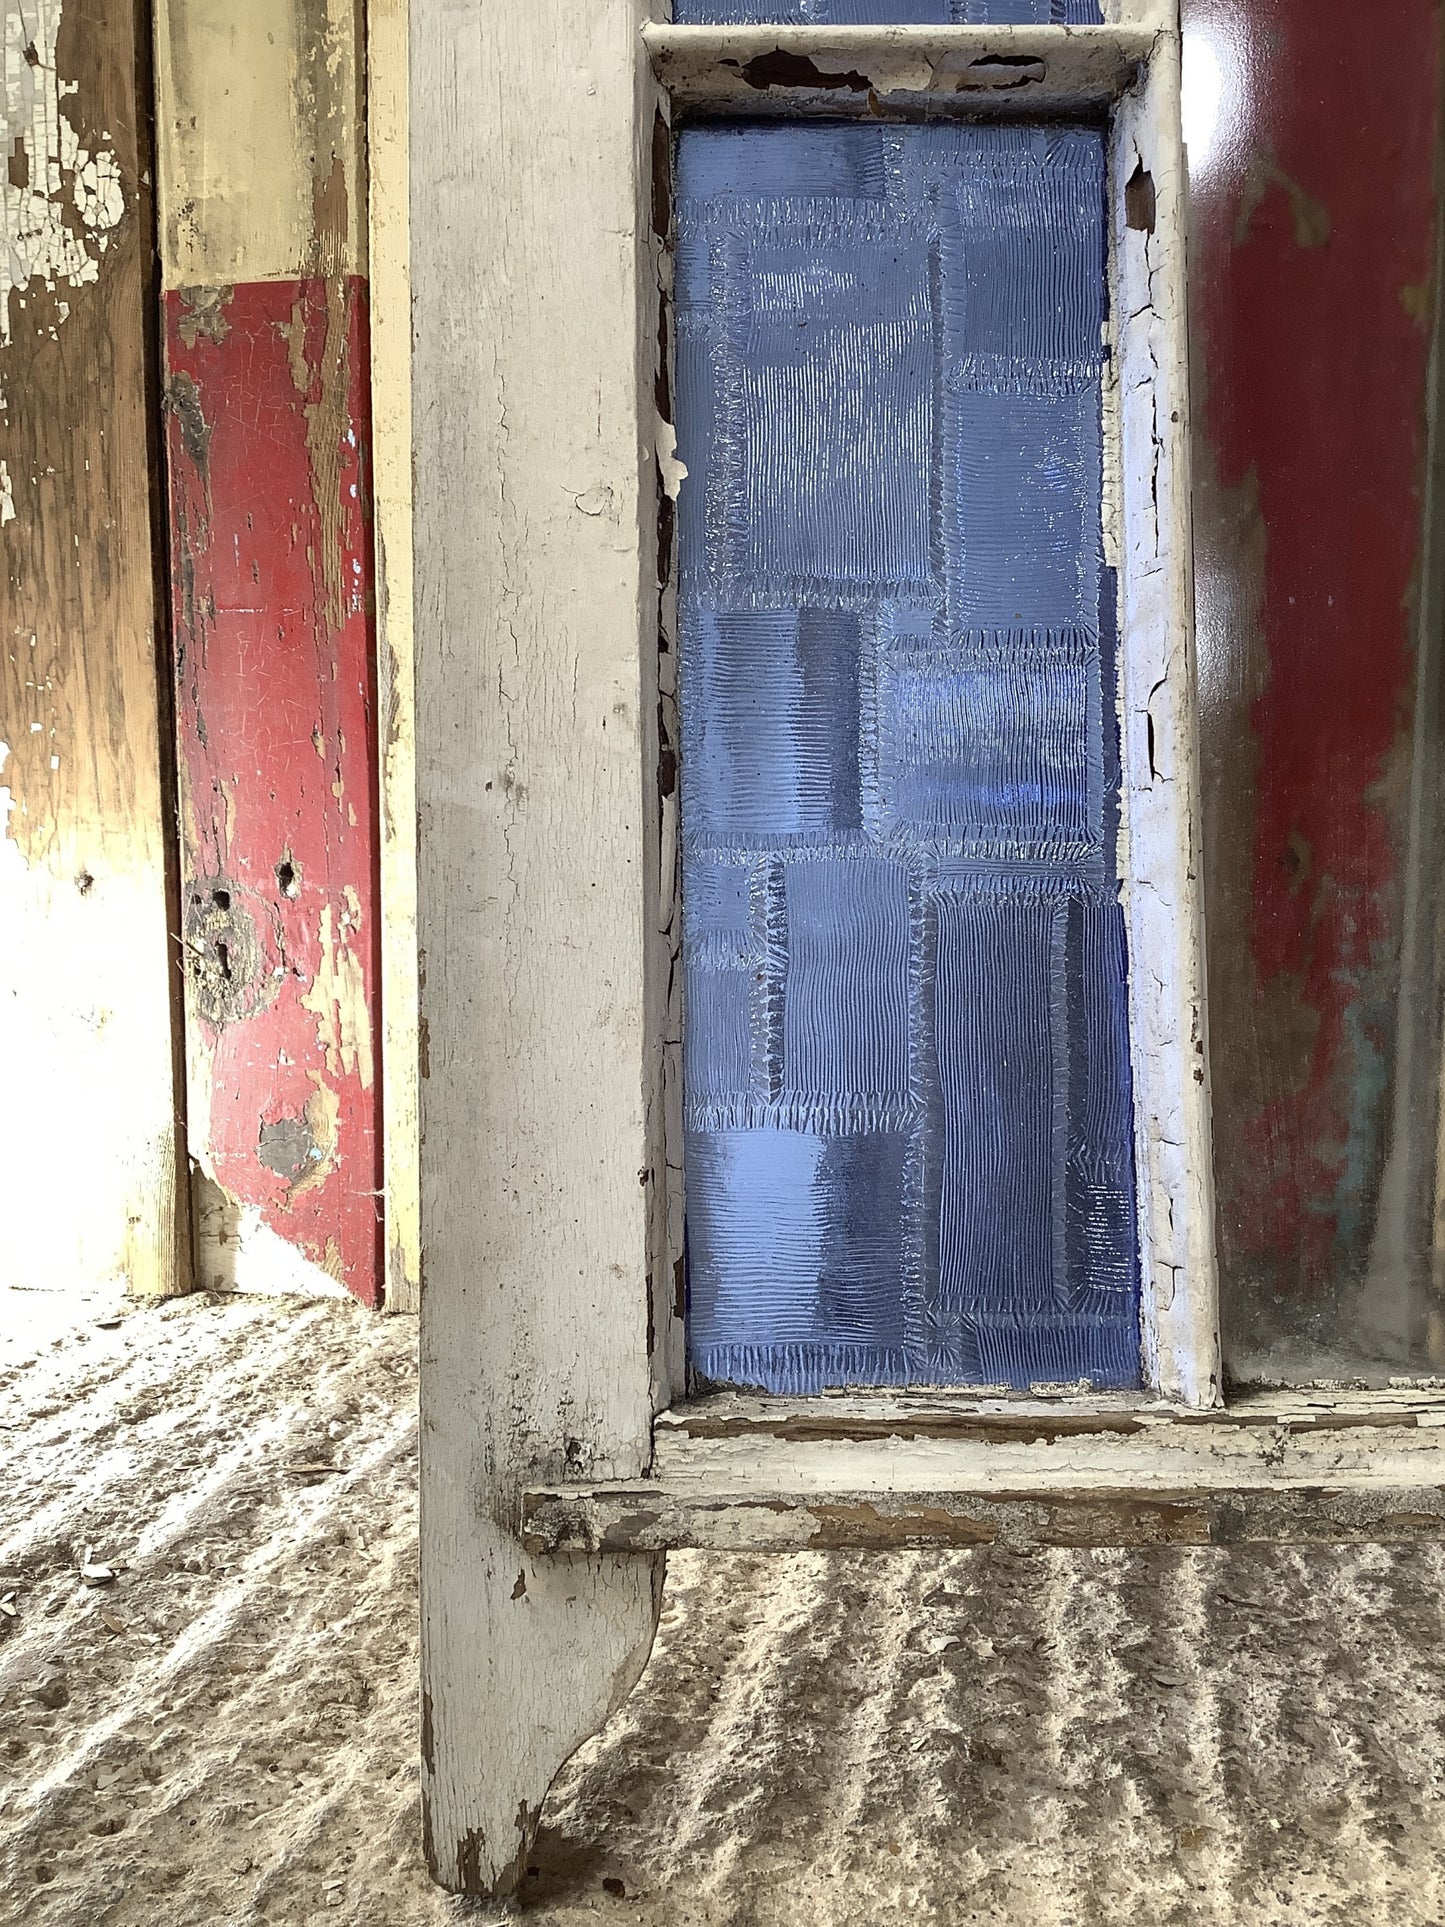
(411, 0, 665, 1897)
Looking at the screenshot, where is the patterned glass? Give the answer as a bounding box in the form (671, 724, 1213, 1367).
(677, 123, 1138, 1393)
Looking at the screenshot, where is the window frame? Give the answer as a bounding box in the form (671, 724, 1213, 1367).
(644, 3, 1217, 1414)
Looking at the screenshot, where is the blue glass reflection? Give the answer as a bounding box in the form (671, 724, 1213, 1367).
(678, 123, 1139, 1392)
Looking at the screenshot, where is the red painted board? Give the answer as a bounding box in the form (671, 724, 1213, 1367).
(163, 277, 383, 1305)
(1187, 0, 1441, 1372)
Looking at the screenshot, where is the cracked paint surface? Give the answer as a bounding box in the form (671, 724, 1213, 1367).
(163, 276, 382, 1304)
(1, 0, 123, 355)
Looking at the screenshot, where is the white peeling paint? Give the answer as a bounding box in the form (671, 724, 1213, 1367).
(655, 414, 688, 501)
(2, 0, 125, 347)
(0, 457, 14, 523)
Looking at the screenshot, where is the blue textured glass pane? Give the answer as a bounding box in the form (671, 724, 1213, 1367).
(681, 610, 863, 839)
(672, 1, 1102, 19)
(679, 122, 1138, 1393)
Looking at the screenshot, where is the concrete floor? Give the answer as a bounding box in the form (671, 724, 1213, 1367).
(4, 1292, 1445, 1925)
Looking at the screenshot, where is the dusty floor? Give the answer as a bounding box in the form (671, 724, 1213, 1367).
(5, 1295, 1445, 1925)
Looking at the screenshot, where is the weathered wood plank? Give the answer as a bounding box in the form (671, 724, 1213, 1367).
(0, 0, 186, 1299)
(528, 1387, 1445, 1550)
(644, 23, 1154, 117)
(155, 0, 385, 1303)
(524, 1481, 1445, 1554)
(412, 0, 665, 1898)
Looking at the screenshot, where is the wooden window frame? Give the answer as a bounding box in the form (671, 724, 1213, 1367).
(410, 1, 1445, 1898)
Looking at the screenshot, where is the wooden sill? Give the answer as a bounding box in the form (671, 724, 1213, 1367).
(522, 1387, 1445, 1554)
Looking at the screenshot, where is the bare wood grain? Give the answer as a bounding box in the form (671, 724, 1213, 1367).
(0, 0, 186, 1298)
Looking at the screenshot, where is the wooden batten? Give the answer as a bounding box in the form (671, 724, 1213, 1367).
(367, 0, 422, 1317)
(0, 0, 187, 1300)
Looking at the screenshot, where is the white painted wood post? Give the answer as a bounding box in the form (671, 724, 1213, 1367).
(411, 0, 666, 1896)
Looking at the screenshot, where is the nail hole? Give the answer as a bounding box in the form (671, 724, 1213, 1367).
(1126, 162, 1157, 234)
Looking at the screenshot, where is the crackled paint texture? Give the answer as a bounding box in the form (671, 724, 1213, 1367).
(1188, 0, 1443, 1378)
(164, 277, 382, 1303)
(1, 0, 123, 357)
(678, 123, 1138, 1393)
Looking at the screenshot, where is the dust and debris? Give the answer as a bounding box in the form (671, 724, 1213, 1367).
(184, 876, 273, 1028)
(6, 1296, 1445, 1922)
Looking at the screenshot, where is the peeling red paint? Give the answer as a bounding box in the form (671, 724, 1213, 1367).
(1190, 1, 1440, 1329)
(163, 277, 382, 1304)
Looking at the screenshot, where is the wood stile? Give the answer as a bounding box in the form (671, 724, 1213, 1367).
(413, 4, 1214, 1900)
(413, 0, 667, 1901)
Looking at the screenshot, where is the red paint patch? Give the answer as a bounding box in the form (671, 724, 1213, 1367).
(164, 278, 382, 1304)
(1191, 1, 1439, 1298)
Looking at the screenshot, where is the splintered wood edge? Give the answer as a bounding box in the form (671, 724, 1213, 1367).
(653, 1386, 1445, 1443)
(522, 1481, 1445, 1554)
(643, 24, 1158, 114)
